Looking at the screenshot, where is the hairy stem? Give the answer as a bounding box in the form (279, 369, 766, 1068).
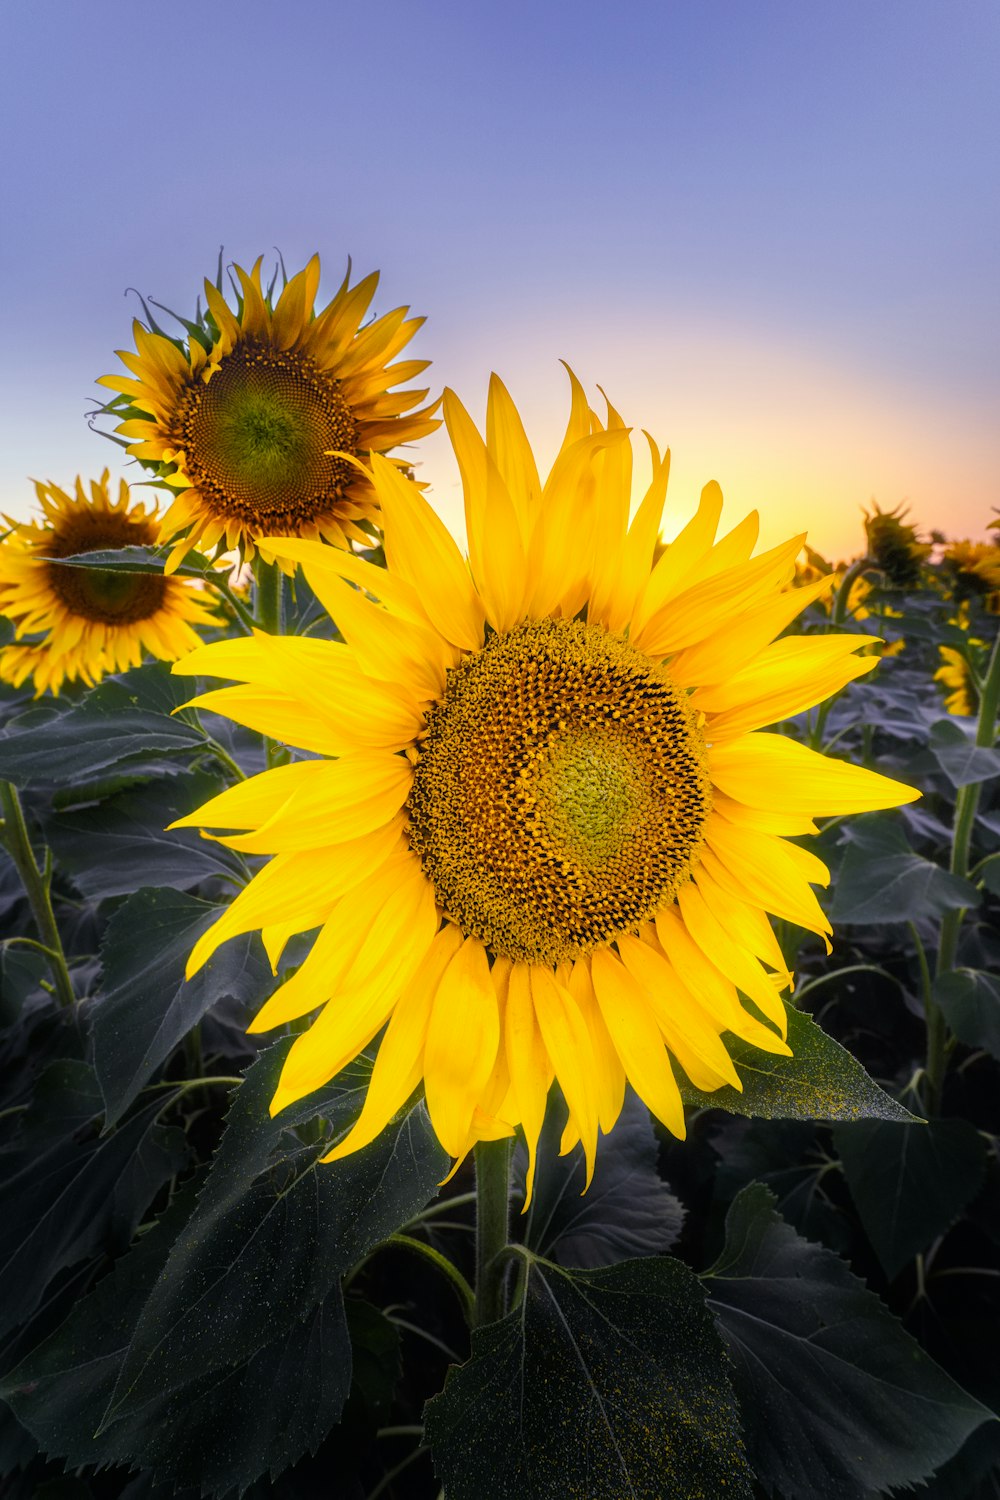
(0, 782, 75, 1009)
(474, 1137, 513, 1326)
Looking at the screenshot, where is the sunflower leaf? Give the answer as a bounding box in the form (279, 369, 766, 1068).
(515, 1089, 685, 1266)
(0, 1062, 187, 1341)
(39, 544, 225, 582)
(0, 664, 206, 787)
(44, 772, 246, 899)
(834, 1117, 988, 1280)
(91, 887, 273, 1127)
(681, 1004, 915, 1123)
(102, 1038, 446, 1423)
(1, 1177, 385, 1496)
(423, 1253, 753, 1500)
(933, 969, 1000, 1060)
(703, 1183, 993, 1499)
(830, 831, 980, 923)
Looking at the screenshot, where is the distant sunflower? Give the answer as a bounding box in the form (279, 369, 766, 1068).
(864, 501, 932, 589)
(0, 472, 216, 695)
(172, 375, 918, 1194)
(98, 255, 438, 569)
(935, 647, 979, 718)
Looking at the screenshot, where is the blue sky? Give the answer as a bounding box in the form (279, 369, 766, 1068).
(1, 0, 997, 557)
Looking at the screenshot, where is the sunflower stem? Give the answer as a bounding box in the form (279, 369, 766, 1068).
(0, 782, 76, 1010)
(252, 558, 288, 768)
(474, 1137, 513, 1326)
(253, 557, 284, 636)
(925, 625, 1000, 1114)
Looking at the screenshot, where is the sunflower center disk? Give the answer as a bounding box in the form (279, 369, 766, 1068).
(406, 617, 712, 965)
(44, 513, 167, 624)
(178, 341, 359, 528)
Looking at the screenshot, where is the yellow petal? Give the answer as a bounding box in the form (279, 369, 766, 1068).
(589, 949, 686, 1138)
(443, 387, 530, 633)
(505, 961, 552, 1207)
(616, 933, 743, 1089)
(370, 452, 485, 650)
(530, 967, 600, 1189)
(218, 753, 411, 855)
(169, 758, 331, 831)
(185, 814, 405, 976)
(321, 925, 466, 1161)
(708, 733, 920, 817)
(423, 937, 500, 1157)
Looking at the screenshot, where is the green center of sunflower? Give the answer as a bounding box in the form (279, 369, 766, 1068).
(177, 341, 359, 528)
(406, 617, 712, 965)
(44, 512, 167, 625)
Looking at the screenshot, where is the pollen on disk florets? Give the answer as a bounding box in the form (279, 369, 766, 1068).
(174, 341, 359, 530)
(406, 616, 712, 964)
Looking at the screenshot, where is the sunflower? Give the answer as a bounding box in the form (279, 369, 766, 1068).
(935, 646, 979, 717)
(97, 255, 438, 569)
(863, 501, 932, 589)
(0, 472, 217, 696)
(171, 375, 918, 1194)
(940, 539, 1000, 607)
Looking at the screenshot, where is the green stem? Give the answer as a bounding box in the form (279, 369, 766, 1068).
(206, 573, 256, 634)
(474, 1137, 513, 1326)
(253, 557, 283, 635)
(0, 782, 75, 1009)
(926, 625, 1000, 1113)
(386, 1234, 476, 1324)
(809, 558, 878, 751)
(252, 558, 286, 768)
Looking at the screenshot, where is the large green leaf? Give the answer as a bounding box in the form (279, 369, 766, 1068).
(91, 887, 272, 1126)
(2, 1184, 405, 1496)
(934, 969, 1000, 1060)
(681, 1004, 914, 1122)
(103, 1040, 446, 1422)
(45, 773, 245, 898)
(833, 1117, 988, 1280)
(424, 1253, 752, 1500)
(0, 664, 205, 787)
(704, 1184, 993, 1499)
(929, 719, 1000, 788)
(830, 817, 979, 923)
(0, 1061, 186, 1340)
(516, 1090, 684, 1266)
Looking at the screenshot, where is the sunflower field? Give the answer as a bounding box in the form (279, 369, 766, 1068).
(1, 255, 999, 1500)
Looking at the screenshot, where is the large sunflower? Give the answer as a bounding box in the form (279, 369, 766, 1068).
(0, 472, 217, 696)
(172, 376, 918, 1193)
(97, 255, 438, 569)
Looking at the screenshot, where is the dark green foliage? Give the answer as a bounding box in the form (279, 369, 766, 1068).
(91, 887, 272, 1125)
(44, 773, 245, 898)
(934, 968, 1000, 1059)
(835, 1117, 988, 1278)
(0, 1061, 186, 1341)
(424, 1253, 753, 1499)
(516, 1089, 685, 1266)
(831, 815, 979, 923)
(704, 1185, 994, 1500)
(103, 1040, 446, 1421)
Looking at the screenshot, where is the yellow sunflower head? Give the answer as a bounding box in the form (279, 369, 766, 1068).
(0, 471, 217, 696)
(97, 255, 438, 570)
(170, 373, 919, 1197)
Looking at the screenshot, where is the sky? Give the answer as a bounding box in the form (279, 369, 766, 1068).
(1, 0, 997, 561)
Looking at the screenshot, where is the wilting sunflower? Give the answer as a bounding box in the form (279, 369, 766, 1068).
(864, 501, 932, 589)
(171, 376, 918, 1193)
(0, 472, 217, 696)
(98, 255, 438, 569)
